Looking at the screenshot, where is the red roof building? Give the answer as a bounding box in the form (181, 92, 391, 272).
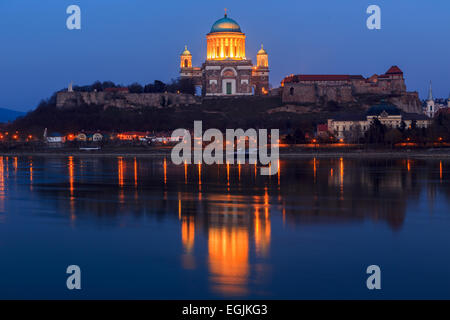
(317, 124, 328, 132)
(282, 66, 403, 85)
(385, 65, 403, 75)
(282, 74, 359, 84)
(316, 124, 329, 138)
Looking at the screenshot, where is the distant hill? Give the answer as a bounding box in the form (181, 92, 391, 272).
(0, 107, 25, 123)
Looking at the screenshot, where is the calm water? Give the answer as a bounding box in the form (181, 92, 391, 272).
(0, 155, 449, 299)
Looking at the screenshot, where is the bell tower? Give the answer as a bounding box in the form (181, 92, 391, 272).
(426, 81, 436, 118)
(180, 45, 192, 69)
(256, 44, 268, 68)
(252, 44, 270, 95)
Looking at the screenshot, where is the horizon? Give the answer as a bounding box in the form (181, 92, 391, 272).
(0, 0, 449, 112)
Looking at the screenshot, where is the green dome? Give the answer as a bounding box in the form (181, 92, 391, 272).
(210, 15, 242, 33)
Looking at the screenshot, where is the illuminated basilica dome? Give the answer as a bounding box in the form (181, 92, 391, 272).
(210, 16, 242, 33)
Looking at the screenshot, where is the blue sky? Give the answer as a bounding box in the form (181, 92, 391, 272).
(0, 0, 449, 111)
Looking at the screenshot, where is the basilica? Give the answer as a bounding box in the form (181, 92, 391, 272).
(179, 12, 269, 97)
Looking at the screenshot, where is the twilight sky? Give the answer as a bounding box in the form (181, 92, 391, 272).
(0, 0, 449, 111)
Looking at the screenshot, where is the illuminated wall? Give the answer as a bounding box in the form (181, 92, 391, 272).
(180, 45, 192, 68)
(256, 48, 268, 68)
(180, 56, 192, 68)
(206, 33, 246, 60)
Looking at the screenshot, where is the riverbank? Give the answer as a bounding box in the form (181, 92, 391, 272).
(2, 146, 450, 160)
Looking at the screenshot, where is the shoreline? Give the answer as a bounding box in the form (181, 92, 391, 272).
(2, 149, 450, 160)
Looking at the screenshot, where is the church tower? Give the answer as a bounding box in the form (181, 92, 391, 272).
(180, 46, 192, 69)
(256, 44, 268, 68)
(426, 81, 436, 118)
(253, 44, 270, 95)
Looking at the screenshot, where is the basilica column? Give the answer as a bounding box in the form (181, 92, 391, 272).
(239, 39, 243, 58)
(216, 38, 219, 58)
(237, 39, 241, 58)
(210, 39, 213, 59)
(226, 38, 229, 57)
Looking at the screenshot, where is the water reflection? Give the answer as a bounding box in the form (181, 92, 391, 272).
(134, 157, 138, 187)
(208, 226, 249, 296)
(68, 156, 75, 222)
(0, 157, 5, 214)
(29, 158, 33, 190)
(118, 157, 125, 204)
(181, 216, 195, 252)
(4, 156, 450, 297)
(254, 194, 271, 258)
(68, 156, 74, 197)
(118, 157, 124, 187)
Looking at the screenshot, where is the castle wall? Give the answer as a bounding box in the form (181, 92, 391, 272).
(281, 76, 421, 113)
(56, 92, 201, 109)
(352, 79, 406, 95)
(282, 83, 355, 104)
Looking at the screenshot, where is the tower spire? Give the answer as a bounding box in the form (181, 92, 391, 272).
(224, 8, 227, 17)
(428, 81, 433, 101)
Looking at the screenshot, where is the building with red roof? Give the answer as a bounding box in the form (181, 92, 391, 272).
(385, 65, 403, 75)
(282, 66, 404, 86)
(316, 123, 329, 139)
(280, 66, 419, 112)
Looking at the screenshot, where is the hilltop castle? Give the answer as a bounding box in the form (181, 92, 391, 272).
(179, 11, 269, 97)
(280, 66, 422, 113)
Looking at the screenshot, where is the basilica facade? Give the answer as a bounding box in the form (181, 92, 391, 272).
(180, 12, 269, 97)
